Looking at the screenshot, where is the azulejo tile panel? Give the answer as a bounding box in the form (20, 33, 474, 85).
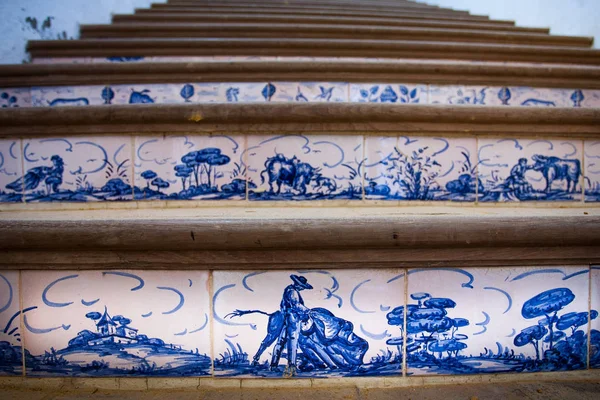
(271, 82, 348, 102)
(591, 266, 600, 369)
(134, 135, 246, 201)
(31, 86, 108, 107)
(0, 271, 22, 375)
(212, 269, 404, 378)
(0, 87, 31, 108)
(22, 136, 133, 202)
(429, 85, 488, 106)
(0, 139, 24, 203)
(350, 84, 426, 103)
(247, 135, 363, 201)
(478, 138, 583, 202)
(364, 136, 478, 201)
(21, 270, 211, 377)
(406, 266, 592, 375)
(585, 141, 600, 202)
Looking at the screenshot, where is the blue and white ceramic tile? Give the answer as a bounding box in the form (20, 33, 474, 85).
(134, 135, 246, 200)
(212, 269, 404, 378)
(0, 140, 24, 203)
(591, 266, 600, 369)
(478, 138, 583, 202)
(247, 135, 363, 200)
(581, 90, 600, 108)
(31, 86, 109, 107)
(350, 84, 426, 104)
(195, 83, 270, 103)
(271, 82, 348, 102)
(585, 141, 600, 202)
(21, 270, 211, 377)
(111, 84, 182, 105)
(0, 88, 31, 108)
(0, 271, 23, 375)
(22, 136, 132, 202)
(486, 87, 573, 107)
(406, 266, 591, 375)
(364, 136, 478, 201)
(428, 85, 488, 105)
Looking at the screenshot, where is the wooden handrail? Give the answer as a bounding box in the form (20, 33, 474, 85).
(111, 13, 548, 33)
(2, 60, 600, 89)
(0, 104, 598, 136)
(27, 38, 600, 65)
(78, 23, 592, 48)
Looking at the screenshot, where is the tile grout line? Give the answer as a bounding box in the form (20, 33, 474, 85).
(402, 268, 408, 378)
(130, 135, 135, 202)
(475, 136, 479, 206)
(582, 140, 586, 204)
(244, 135, 249, 203)
(361, 135, 366, 202)
(19, 138, 25, 204)
(208, 269, 215, 378)
(19, 270, 25, 377)
(587, 264, 592, 369)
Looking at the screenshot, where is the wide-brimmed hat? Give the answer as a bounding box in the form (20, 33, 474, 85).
(290, 274, 313, 289)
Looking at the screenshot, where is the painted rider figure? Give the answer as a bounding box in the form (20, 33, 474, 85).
(506, 157, 533, 194)
(270, 275, 313, 376)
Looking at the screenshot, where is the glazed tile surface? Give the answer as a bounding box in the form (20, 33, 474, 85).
(350, 84, 426, 103)
(591, 266, 600, 369)
(212, 269, 404, 378)
(247, 135, 363, 201)
(0, 271, 23, 375)
(0, 140, 24, 203)
(271, 82, 348, 102)
(428, 85, 488, 105)
(486, 87, 574, 107)
(21, 270, 211, 377)
(406, 266, 591, 375)
(585, 141, 600, 202)
(364, 136, 478, 201)
(478, 138, 583, 202)
(0, 87, 31, 108)
(31, 86, 109, 107)
(22, 136, 133, 202)
(134, 135, 246, 201)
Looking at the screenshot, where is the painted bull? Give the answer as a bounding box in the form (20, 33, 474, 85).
(260, 155, 320, 195)
(531, 154, 581, 193)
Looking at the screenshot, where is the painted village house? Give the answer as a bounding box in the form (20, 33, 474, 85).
(0, 0, 599, 393)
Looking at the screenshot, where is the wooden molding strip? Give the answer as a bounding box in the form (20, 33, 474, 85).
(2, 60, 600, 88)
(111, 14, 548, 34)
(0, 104, 599, 137)
(1, 208, 598, 268)
(78, 23, 591, 48)
(165, 0, 446, 10)
(133, 8, 511, 24)
(27, 38, 600, 65)
(151, 3, 473, 16)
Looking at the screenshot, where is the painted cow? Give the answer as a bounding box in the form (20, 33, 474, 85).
(531, 154, 581, 193)
(260, 155, 320, 195)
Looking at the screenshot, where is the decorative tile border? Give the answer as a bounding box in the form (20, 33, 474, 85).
(4, 84, 599, 108)
(2, 266, 598, 377)
(2, 134, 599, 204)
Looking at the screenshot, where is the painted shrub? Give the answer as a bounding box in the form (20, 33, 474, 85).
(21, 271, 211, 377)
(212, 270, 404, 377)
(406, 266, 592, 375)
(585, 141, 600, 202)
(0, 272, 23, 375)
(0, 140, 23, 203)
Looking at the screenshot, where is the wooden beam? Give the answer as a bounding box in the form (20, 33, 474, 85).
(27, 38, 600, 65)
(78, 23, 591, 48)
(0, 104, 599, 137)
(2, 60, 599, 88)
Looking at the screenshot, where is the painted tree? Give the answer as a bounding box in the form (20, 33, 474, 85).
(514, 324, 548, 361)
(205, 153, 231, 187)
(141, 170, 157, 189)
(174, 164, 193, 190)
(556, 311, 598, 335)
(521, 288, 575, 350)
(180, 84, 194, 102)
(85, 312, 102, 321)
(151, 177, 170, 193)
(101, 86, 115, 105)
(181, 151, 202, 187)
(112, 315, 132, 326)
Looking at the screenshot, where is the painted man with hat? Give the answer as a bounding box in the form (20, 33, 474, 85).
(270, 274, 313, 376)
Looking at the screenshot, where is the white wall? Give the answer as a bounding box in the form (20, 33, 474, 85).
(421, 0, 600, 48)
(0, 0, 165, 64)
